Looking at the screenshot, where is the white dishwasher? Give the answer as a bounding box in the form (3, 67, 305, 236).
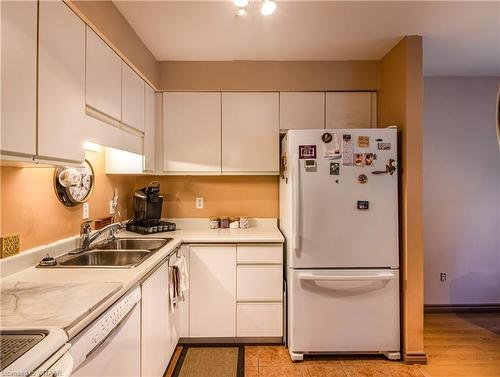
(70, 287, 141, 377)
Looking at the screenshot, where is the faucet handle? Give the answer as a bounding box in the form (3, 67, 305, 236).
(80, 220, 93, 234)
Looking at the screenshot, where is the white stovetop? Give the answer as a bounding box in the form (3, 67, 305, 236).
(0, 220, 283, 339)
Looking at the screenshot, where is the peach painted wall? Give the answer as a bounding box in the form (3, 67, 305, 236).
(135, 175, 279, 219)
(0, 149, 135, 252)
(378, 36, 425, 362)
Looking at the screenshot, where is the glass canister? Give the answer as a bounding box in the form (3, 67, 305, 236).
(220, 217, 230, 229)
(209, 217, 220, 229)
(229, 217, 240, 229)
(239, 217, 249, 229)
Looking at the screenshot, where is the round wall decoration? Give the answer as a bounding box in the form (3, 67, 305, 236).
(54, 159, 95, 207)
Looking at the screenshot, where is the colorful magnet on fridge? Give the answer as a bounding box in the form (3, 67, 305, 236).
(358, 174, 368, 184)
(322, 132, 333, 143)
(378, 142, 391, 150)
(299, 145, 317, 159)
(354, 153, 364, 166)
(357, 200, 369, 210)
(330, 162, 340, 175)
(364, 153, 374, 166)
(358, 136, 369, 148)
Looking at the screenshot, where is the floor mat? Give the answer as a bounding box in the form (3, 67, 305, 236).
(172, 345, 244, 377)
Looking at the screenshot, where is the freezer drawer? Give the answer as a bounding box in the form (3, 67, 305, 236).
(288, 268, 400, 354)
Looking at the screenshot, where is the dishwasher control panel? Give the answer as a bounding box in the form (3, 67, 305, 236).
(70, 287, 141, 368)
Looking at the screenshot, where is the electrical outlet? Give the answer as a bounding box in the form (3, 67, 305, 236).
(196, 197, 204, 209)
(109, 200, 116, 215)
(1, 234, 20, 258)
(440, 272, 447, 282)
(83, 202, 90, 219)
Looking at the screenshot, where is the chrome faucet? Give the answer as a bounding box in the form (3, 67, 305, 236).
(78, 220, 126, 251)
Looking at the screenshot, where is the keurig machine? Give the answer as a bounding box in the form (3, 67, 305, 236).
(127, 181, 176, 234)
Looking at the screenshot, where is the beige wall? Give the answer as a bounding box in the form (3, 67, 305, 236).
(159, 60, 380, 91)
(424, 76, 500, 305)
(135, 175, 279, 219)
(378, 36, 425, 363)
(67, 0, 160, 88)
(0, 149, 135, 252)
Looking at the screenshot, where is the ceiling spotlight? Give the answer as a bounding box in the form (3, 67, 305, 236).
(232, 0, 250, 7)
(261, 0, 277, 16)
(236, 7, 247, 16)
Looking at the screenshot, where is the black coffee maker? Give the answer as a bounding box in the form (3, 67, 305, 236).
(127, 181, 176, 234)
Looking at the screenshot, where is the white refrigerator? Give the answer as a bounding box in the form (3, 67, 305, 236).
(280, 129, 400, 361)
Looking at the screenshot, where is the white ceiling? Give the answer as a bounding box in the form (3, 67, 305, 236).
(114, 1, 500, 76)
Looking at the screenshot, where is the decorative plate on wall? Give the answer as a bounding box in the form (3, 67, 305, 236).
(54, 159, 95, 207)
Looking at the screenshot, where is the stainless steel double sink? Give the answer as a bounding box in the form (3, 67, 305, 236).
(41, 238, 173, 268)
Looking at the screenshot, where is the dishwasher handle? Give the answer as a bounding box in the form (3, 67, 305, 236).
(299, 272, 396, 282)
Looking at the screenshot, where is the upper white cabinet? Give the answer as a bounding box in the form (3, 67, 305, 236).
(325, 92, 377, 129)
(280, 92, 325, 130)
(143, 84, 156, 173)
(37, 1, 85, 163)
(189, 245, 236, 337)
(122, 62, 145, 132)
(0, 0, 37, 158)
(85, 27, 122, 121)
(163, 92, 221, 174)
(222, 92, 279, 174)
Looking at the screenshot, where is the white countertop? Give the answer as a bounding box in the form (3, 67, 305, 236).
(0, 225, 284, 339)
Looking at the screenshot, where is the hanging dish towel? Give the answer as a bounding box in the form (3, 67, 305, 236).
(175, 255, 189, 301)
(169, 265, 180, 312)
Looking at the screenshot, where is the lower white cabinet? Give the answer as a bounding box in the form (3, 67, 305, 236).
(141, 261, 175, 377)
(237, 303, 282, 337)
(189, 245, 237, 337)
(237, 265, 283, 302)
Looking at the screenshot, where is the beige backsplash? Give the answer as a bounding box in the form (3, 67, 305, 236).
(1, 153, 279, 252)
(135, 175, 279, 219)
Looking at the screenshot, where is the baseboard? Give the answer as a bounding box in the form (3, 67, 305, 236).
(425, 304, 500, 313)
(403, 351, 427, 364)
(178, 337, 283, 345)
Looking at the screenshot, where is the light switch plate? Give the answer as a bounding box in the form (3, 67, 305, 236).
(1, 234, 20, 258)
(196, 197, 204, 209)
(109, 200, 116, 215)
(83, 202, 90, 219)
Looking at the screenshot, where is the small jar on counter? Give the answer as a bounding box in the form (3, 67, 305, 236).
(220, 217, 230, 229)
(239, 217, 249, 229)
(209, 217, 220, 229)
(229, 217, 240, 229)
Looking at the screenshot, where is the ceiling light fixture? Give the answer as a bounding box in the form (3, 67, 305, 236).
(236, 7, 247, 16)
(261, 0, 277, 16)
(232, 0, 249, 8)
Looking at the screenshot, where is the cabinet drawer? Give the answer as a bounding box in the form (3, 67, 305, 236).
(237, 244, 283, 264)
(237, 265, 282, 301)
(237, 303, 282, 337)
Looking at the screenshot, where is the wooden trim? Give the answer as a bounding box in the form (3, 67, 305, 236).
(425, 304, 500, 313)
(403, 351, 428, 364)
(63, 0, 158, 91)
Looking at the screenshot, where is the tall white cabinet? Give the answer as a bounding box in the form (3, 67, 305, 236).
(143, 84, 156, 173)
(222, 92, 279, 174)
(0, 0, 37, 158)
(162, 92, 222, 174)
(122, 63, 145, 132)
(37, 0, 85, 163)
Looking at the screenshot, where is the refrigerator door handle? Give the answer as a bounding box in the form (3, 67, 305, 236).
(299, 272, 396, 282)
(292, 154, 300, 251)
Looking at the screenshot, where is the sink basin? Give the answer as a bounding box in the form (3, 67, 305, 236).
(59, 249, 151, 267)
(39, 237, 173, 268)
(95, 238, 169, 251)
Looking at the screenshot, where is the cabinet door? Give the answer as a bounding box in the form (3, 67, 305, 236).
(163, 92, 221, 174)
(222, 92, 279, 174)
(325, 92, 375, 129)
(85, 27, 122, 121)
(122, 62, 145, 132)
(189, 245, 236, 337)
(38, 1, 85, 163)
(143, 84, 156, 173)
(0, 0, 37, 157)
(141, 262, 173, 377)
(280, 92, 325, 130)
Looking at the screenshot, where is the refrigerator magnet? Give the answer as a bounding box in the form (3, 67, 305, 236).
(358, 136, 369, 148)
(299, 145, 316, 159)
(378, 142, 391, 150)
(354, 153, 364, 166)
(357, 200, 369, 210)
(364, 153, 374, 166)
(322, 132, 333, 143)
(342, 134, 353, 165)
(330, 162, 340, 176)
